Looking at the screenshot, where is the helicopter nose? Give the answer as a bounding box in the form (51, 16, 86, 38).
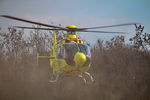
(74, 52, 86, 66)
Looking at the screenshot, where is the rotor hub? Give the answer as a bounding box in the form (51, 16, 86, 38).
(66, 25, 78, 29)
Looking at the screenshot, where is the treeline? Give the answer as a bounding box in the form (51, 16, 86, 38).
(0, 25, 150, 65)
(90, 25, 150, 100)
(92, 36, 150, 100)
(0, 26, 150, 100)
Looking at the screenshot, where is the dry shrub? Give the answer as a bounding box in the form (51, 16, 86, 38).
(0, 28, 150, 100)
(92, 45, 150, 100)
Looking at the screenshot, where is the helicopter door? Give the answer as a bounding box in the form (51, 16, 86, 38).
(57, 43, 78, 66)
(78, 44, 91, 58)
(78, 44, 91, 66)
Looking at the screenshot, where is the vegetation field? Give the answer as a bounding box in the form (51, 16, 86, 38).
(0, 28, 150, 100)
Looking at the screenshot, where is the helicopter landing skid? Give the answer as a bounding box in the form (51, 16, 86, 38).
(49, 73, 60, 82)
(78, 72, 94, 84)
(49, 72, 94, 83)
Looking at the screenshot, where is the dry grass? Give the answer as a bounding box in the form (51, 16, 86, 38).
(0, 28, 150, 100)
(0, 46, 150, 100)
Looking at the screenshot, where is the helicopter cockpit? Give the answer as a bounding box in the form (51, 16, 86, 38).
(58, 43, 91, 66)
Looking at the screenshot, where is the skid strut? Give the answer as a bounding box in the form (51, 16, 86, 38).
(49, 72, 60, 82)
(78, 72, 94, 83)
(49, 71, 94, 83)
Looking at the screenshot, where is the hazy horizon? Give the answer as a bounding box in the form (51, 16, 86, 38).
(0, 0, 150, 44)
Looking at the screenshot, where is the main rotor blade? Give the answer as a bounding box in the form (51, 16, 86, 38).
(78, 23, 139, 30)
(14, 26, 64, 30)
(0, 15, 66, 30)
(15, 26, 129, 34)
(78, 30, 128, 34)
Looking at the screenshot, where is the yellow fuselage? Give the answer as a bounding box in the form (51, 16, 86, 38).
(50, 32, 91, 76)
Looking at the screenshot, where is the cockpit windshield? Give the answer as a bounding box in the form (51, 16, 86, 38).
(62, 43, 78, 59)
(58, 43, 91, 59)
(57, 43, 91, 66)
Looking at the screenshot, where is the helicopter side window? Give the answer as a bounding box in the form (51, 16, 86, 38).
(78, 44, 91, 57)
(78, 44, 91, 66)
(57, 43, 78, 59)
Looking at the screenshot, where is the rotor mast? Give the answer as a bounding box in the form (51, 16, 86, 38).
(65, 25, 79, 40)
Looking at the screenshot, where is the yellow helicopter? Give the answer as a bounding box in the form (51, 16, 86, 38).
(0, 15, 138, 83)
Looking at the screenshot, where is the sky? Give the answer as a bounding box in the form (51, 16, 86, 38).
(0, 0, 150, 45)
